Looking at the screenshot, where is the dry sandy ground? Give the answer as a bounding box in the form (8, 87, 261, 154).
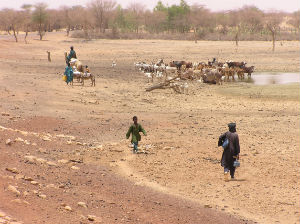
(0, 32, 299, 224)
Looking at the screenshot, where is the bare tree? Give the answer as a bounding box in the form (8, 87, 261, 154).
(127, 2, 146, 33)
(89, 0, 117, 33)
(32, 3, 48, 40)
(228, 10, 242, 47)
(3, 9, 24, 42)
(21, 4, 33, 43)
(265, 12, 282, 51)
(61, 6, 72, 36)
(240, 6, 263, 34)
(288, 10, 300, 33)
(189, 4, 213, 43)
(215, 12, 229, 36)
(145, 10, 167, 34)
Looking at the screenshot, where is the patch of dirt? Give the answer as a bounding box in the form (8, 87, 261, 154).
(0, 32, 299, 223)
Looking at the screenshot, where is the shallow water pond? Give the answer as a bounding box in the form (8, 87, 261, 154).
(244, 73, 300, 85)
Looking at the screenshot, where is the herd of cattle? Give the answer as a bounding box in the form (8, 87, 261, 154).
(134, 58, 255, 85)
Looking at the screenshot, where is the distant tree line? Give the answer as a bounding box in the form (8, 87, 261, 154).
(0, 0, 299, 50)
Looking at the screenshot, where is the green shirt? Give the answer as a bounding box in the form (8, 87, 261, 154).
(126, 123, 146, 143)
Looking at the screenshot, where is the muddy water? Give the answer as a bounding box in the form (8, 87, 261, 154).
(245, 73, 300, 85)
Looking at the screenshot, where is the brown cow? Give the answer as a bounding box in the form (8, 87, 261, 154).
(242, 66, 255, 78)
(236, 67, 245, 80)
(170, 61, 192, 70)
(226, 61, 247, 68)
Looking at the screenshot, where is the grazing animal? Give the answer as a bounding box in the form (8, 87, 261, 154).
(81, 73, 95, 86)
(202, 69, 223, 85)
(226, 61, 247, 68)
(180, 82, 189, 94)
(170, 61, 192, 70)
(222, 67, 235, 81)
(155, 59, 164, 66)
(144, 72, 154, 83)
(242, 66, 255, 77)
(236, 67, 245, 80)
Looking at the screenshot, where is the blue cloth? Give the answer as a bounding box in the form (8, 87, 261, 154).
(64, 66, 73, 84)
(133, 142, 138, 153)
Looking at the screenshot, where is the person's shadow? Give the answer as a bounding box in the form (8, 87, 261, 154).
(231, 178, 247, 182)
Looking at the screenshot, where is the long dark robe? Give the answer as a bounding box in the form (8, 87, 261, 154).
(218, 131, 240, 168)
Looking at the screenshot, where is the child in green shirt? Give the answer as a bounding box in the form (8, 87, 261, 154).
(126, 116, 147, 153)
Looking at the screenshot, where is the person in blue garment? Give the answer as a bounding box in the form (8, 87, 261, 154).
(64, 62, 73, 85)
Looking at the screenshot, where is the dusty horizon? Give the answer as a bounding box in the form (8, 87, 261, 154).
(0, 0, 299, 13)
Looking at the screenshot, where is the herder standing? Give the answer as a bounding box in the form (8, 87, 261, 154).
(218, 123, 240, 181)
(66, 46, 77, 63)
(126, 116, 147, 153)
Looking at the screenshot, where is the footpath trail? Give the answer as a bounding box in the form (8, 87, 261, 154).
(0, 119, 249, 224)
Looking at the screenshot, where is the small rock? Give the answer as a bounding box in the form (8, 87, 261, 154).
(6, 167, 19, 174)
(36, 158, 47, 164)
(7, 185, 20, 196)
(15, 137, 24, 142)
(32, 142, 37, 146)
(42, 136, 51, 141)
(163, 146, 173, 150)
(19, 131, 28, 136)
(38, 194, 47, 199)
(71, 166, 80, 170)
(24, 176, 34, 181)
(46, 184, 55, 188)
(24, 140, 31, 145)
(15, 174, 25, 180)
(95, 145, 103, 150)
(47, 161, 58, 167)
(58, 159, 69, 164)
(23, 191, 30, 196)
(64, 206, 72, 211)
(77, 202, 87, 208)
(1, 112, 10, 116)
(24, 155, 36, 164)
(5, 139, 12, 145)
(30, 181, 39, 185)
(204, 204, 212, 208)
(87, 215, 96, 221)
(0, 211, 7, 217)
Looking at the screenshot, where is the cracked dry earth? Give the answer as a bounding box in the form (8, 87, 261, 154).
(0, 33, 299, 223)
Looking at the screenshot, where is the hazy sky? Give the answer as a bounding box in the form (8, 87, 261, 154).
(1, 0, 299, 12)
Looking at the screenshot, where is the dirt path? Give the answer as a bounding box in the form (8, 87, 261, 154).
(0, 118, 249, 224)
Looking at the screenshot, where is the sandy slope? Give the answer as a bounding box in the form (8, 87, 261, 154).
(0, 32, 299, 223)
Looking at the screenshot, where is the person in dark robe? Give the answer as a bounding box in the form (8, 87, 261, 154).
(218, 123, 240, 181)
